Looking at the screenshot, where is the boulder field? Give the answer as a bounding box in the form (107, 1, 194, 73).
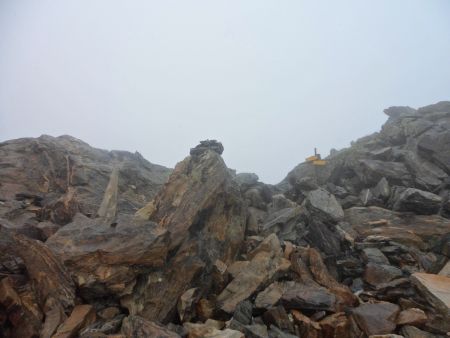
(1, 102, 450, 337)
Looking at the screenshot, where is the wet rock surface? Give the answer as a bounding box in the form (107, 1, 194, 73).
(1, 102, 450, 337)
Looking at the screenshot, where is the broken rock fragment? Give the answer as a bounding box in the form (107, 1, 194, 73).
(217, 234, 291, 314)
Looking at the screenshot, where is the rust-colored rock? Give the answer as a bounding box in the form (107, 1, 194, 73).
(53, 304, 96, 338)
(0, 225, 75, 337)
(46, 213, 170, 298)
(291, 310, 321, 338)
(396, 308, 427, 326)
(319, 312, 349, 338)
(345, 207, 450, 250)
(411, 272, 450, 317)
(0, 276, 43, 337)
(217, 234, 291, 314)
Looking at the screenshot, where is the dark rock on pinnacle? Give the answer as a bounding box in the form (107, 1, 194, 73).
(190, 139, 224, 157)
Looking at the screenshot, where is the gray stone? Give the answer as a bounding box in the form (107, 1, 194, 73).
(281, 282, 336, 312)
(351, 302, 400, 336)
(362, 248, 389, 265)
(363, 263, 403, 286)
(384, 106, 417, 118)
(392, 188, 442, 215)
(304, 188, 344, 223)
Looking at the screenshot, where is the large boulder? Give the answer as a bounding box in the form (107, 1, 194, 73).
(392, 188, 442, 215)
(46, 213, 170, 298)
(304, 188, 344, 223)
(344, 206, 450, 251)
(124, 143, 247, 323)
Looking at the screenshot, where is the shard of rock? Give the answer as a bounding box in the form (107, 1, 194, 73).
(411, 272, 450, 317)
(217, 234, 291, 314)
(124, 145, 247, 322)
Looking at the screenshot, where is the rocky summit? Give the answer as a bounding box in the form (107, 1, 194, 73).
(1, 102, 450, 338)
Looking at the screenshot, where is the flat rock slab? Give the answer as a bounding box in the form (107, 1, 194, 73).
(305, 188, 344, 223)
(281, 282, 337, 312)
(345, 206, 450, 250)
(363, 263, 403, 286)
(411, 272, 450, 317)
(351, 302, 400, 336)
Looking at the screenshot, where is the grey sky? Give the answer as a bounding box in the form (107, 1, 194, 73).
(1, 1, 449, 183)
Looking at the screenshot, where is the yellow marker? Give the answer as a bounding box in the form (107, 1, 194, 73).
(306, 155, 319, 162)
(312, 159, 327, 166)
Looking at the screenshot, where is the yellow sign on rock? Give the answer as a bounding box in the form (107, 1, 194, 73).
(312, 159, 327, 166)
(306, 155, 319, 162)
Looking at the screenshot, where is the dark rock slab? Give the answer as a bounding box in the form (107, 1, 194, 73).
(363, 263, 403, 287)
(392, 188, 442, 215)
(351, 302, 400, 336)
(304, 188, 344, 223)
(281, 282, 336, 312)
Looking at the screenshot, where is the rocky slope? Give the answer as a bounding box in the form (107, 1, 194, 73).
(1, 102, 450, 338)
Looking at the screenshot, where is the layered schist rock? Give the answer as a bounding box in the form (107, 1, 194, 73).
(280, 101, 450, 216)
(1, 101, 450, 338)
(46, 214, 170, 298)
(0, 135, 170, 228)
(0, 225, 75, 337)
(123, 140, 247, 323)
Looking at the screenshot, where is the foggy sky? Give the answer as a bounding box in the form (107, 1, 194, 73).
(1, 1, 449, 183)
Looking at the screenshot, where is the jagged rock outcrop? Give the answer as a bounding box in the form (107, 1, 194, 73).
(123, 143, 247, 323)
(0, 135, 170, 228)
(280, 101, 450, 218)
(1, 101, 450, 338)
